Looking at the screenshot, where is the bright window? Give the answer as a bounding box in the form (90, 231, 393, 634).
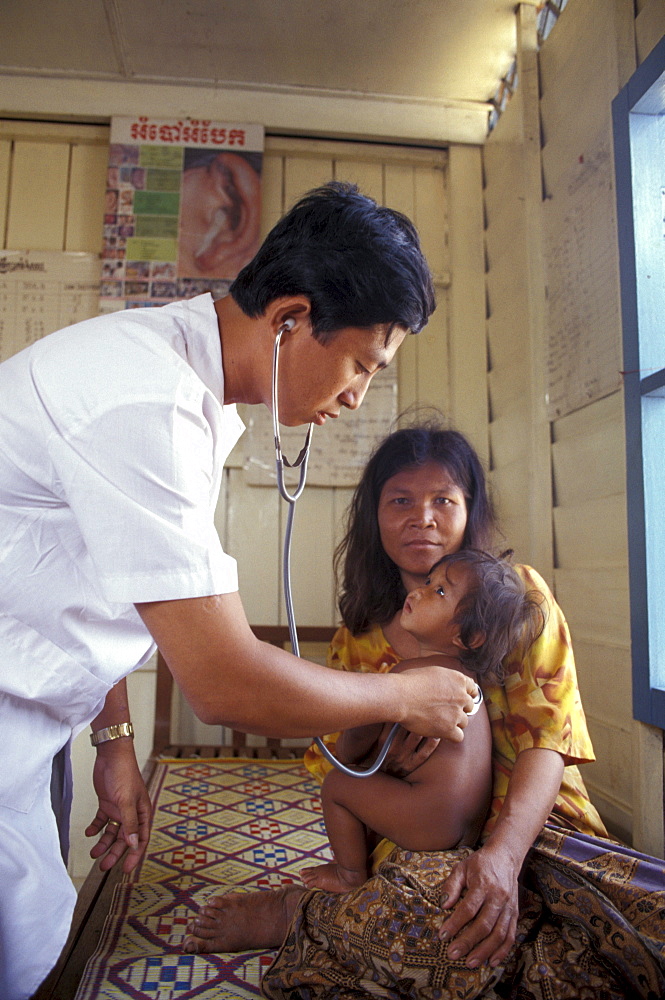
(613, 35, 665, 728)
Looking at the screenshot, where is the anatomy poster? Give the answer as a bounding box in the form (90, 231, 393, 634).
(100, 116, 263, 312)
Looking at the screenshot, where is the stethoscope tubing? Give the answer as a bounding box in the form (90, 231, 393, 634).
(271, 324, 481, 777)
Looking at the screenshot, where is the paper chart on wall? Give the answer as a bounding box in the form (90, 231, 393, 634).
(243, 365, 398, 488)
(544, 134, 623, 420)
(0, 250, 101, 364)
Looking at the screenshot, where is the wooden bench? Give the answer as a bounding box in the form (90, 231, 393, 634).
(33, 625, 335, 999)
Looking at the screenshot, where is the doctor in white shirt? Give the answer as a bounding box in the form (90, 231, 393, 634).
(0, 182, 478, 1000)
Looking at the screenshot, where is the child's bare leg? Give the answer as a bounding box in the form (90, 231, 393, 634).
(301, 769, 370, 892)
(303, 758, 483, 896)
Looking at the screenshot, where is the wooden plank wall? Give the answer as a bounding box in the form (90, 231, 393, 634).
(447, 145, 488, 465)
(483, 0, 665, 850)
(0, 120, 109, 251)
(541, 0, 635, 843)
(484, 6, 552, 578)
(0, 123, 456, 881)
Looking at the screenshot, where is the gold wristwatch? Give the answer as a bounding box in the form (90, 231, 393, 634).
(90, 722, 135, 746)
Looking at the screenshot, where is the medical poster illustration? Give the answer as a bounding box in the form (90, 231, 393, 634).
(100, 116, 263, 312)
(0, 250, 101, 364)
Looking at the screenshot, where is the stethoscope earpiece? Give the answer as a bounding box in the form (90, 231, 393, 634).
(278, 318, 295, 337)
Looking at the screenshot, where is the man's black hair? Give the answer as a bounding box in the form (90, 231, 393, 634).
(230, 181, 435, 343)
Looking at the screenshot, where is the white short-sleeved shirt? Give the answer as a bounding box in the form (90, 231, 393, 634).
(0, 293, 244, 999)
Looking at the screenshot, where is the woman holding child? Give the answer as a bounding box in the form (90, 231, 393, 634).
(187, 422, 665, 999)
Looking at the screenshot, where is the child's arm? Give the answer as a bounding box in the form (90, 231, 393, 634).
(335, 722, 385, 765)
(336, 657, 462, 766)
(335, 658, 444, 765)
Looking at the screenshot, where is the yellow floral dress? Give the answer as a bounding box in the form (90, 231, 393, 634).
(304, 563, 607, 854)
(265, 572, 664, 1000)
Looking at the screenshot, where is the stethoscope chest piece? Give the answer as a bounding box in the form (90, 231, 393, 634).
(466, 687, 484, 717)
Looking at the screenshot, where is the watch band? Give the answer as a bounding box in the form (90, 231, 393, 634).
(90, 722, 134, 746)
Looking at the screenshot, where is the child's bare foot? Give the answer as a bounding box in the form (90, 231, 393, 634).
(182, 885, 304, 953)
(300, 861, 367, 893)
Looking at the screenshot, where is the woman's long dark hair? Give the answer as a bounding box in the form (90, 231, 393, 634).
(335, 422, 497, 635)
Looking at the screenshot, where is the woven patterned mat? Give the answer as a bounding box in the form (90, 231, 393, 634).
(75, 757, 330, 1000)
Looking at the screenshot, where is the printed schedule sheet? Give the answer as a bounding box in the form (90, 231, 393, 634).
(0, 251, 101, 363)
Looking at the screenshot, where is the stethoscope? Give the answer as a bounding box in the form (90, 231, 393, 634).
(271, 320, 481, 778)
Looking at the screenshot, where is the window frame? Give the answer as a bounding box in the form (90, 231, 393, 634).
(612, 35, 665, 728)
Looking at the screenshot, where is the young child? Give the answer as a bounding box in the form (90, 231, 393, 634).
(301, 549, 545, 893)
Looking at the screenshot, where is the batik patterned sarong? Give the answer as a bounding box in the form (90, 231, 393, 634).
(261, 825, 665, 1000)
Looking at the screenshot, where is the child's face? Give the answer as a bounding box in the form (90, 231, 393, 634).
(400, 561, 474, 651)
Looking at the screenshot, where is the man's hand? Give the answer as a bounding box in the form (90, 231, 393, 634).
(136, 595, 477, 740)
(395, 660, 478, 742)
(86, 738, 152, 874)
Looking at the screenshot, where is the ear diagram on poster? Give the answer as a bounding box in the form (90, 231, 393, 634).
(100, 117, 264, 312)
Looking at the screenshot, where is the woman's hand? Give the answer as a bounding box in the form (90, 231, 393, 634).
(86, 738, 152, 874)
(437, 748, 565, 967)
(437, 842, 521, 968)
